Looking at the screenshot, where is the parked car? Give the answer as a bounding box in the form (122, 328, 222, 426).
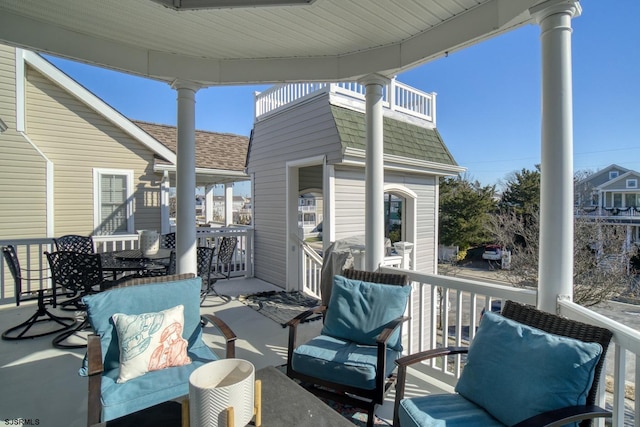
(482, 245, 502, 261)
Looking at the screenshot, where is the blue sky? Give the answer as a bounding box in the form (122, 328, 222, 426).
(46, 0, 638, 195)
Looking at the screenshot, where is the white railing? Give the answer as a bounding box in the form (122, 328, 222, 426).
(301, 242, 323, 300)
(255, 79, 436, 124)
(576, 206, 640, 219)
(379, 265, 638, 427)
(0, 227, 254, 304)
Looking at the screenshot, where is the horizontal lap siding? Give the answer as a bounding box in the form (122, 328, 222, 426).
(0, 46, 48, 238)
(248, 95, 342, 287)
(24, 66, 161, 236)
(334, 166, 366, 238)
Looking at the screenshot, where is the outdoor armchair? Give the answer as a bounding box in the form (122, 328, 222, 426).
(393, 300, 613, 427)
(286, 268, 410, 427)
(81, 273, 237, 426)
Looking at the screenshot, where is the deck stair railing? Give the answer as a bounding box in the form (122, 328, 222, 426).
(379, 265, 639, 427)
(255, 79, 436, 125)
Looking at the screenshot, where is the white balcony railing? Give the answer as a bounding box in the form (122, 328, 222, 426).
(255, 79, 436, 125)
(0, 227, 254, 304)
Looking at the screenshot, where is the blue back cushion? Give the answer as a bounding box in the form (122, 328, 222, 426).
(83, 277, 203, 373)
(321, 275, 410, 351)
(455, 311, 603, 426)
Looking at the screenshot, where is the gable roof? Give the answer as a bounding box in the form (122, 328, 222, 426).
(22, 49, 177, 163)
(597, 170, 640, 190)
(133, 121, 248, 172)
(576, 163, 630, 186)
(330, 105, 463, 175)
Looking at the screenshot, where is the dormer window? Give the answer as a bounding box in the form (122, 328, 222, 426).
(627, 179, 638, 189)
(609, 171, 619, 180)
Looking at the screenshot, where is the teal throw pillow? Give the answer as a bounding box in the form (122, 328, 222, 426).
(455, 311, 603, 426)
(321, 275, 410, 351)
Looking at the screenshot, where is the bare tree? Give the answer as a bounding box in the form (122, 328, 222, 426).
(490, 211, 635, 307)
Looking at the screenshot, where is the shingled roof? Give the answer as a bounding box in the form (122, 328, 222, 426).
(133, 120, 249, 172)
(330, 105, 457, 166)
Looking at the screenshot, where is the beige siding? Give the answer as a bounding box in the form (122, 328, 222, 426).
(248, 94, 343, 287)
(0, 45, 48, 239)
(24, 65, 162, 236)
(334, 166, 367, 238)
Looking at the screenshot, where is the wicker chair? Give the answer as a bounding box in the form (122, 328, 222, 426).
(1, 245, 76, 340)
(286, 268, 410, 427)
(393, 300, 613, 427)
(54, 234, 95, 253)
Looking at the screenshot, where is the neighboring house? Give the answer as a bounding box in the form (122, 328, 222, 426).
(248, 81, 464, 288)
(575, 164, 640, 243)
(298, 193, 323, 237)
(0, 45, 249, 240)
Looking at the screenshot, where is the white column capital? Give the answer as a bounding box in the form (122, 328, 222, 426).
(530, 0, 581, 24)
(358, 73, 390, 88)
(170, 79, 202, 92)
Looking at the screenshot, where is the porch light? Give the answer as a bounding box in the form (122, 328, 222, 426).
(151, 0, 315, 10)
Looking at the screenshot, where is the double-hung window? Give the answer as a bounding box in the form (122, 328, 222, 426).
(93, 168, 134, 235)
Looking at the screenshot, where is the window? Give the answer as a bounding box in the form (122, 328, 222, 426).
(591, 192, 598, 206)
(609, 171, 619, 180)
(627, 179, 638, 189)
(93, 169, 134, 235)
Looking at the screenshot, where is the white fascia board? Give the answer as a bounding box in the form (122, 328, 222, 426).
(21, 50, 177, 164)
(343, 147, 465, 177)
(154, 164, 249, 178)
(2, 1, 536, 85)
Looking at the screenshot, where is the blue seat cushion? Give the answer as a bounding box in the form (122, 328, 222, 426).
(398, 394, 505, 427)
(455, 311, 603, 426)
(100, 343, 218, 421)
(322, 275, 410, 351)
(291, 334, 400, 390)
(82, 277, 204, 373)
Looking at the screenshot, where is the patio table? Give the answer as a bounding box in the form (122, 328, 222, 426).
(93, 365, 355, 427)
(100, 250, 170, 279)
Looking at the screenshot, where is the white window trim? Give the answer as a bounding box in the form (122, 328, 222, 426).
(93, 168, 134, 234)
(609, 171, 619, 179)
(627, 179, 638, 189)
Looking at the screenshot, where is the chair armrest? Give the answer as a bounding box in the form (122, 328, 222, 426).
(87, 334, 104, 427)
(511, 405, 611, 427)
(395, 346, 469, 368)
(285, 305, 326, 328)
(201, 314, 237, 359)
(376, 316, 410, 345)
(393, 347, 469, 427)
(285, 305, 327, 376)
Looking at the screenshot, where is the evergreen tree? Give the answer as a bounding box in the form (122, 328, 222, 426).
(439, 175, 497, 250)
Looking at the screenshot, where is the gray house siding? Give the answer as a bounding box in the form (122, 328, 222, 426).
(249, 94, 344, 287)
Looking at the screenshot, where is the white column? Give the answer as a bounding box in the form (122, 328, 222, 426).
(160, 170, 171, 234)
(225, 183, 234, 226)
(171, 80, 200, 275)
(531, 0, 581, 312)
(360, 74, 389, 271)
(204, 185, 215, 224)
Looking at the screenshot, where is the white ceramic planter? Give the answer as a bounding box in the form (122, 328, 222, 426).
(189, 359, 255, 427)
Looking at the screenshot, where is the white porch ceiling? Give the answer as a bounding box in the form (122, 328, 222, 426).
(0, 0, 544, 85)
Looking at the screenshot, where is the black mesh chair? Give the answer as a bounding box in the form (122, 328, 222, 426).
(161, 232, 176, 249)
(166, 247, 217, 304)
(53, 235, 95, 253)
(1, 246, 76, 340)
(46, 251, 116, 348)
(214, 236, 238, 280)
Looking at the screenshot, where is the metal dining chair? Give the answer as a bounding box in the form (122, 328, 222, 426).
(53, 234, 95, 253)
(166, 247, 217, 304)
(45, 250, 116, 348)
(1, 245, 76, 340)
